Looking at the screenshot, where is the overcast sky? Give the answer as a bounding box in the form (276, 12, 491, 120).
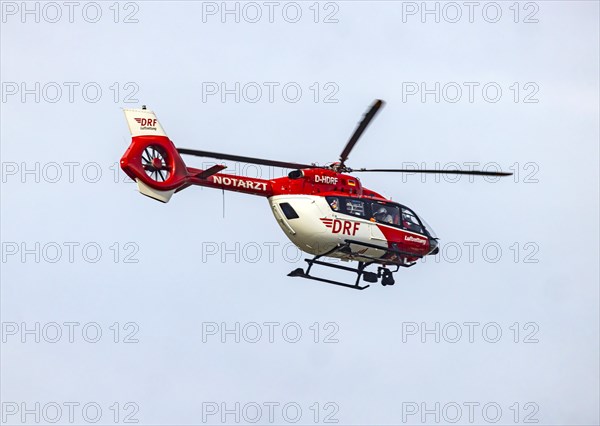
(1, 1, 599, 425)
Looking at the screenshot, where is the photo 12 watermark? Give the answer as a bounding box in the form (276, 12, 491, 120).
(1, 161, 135, 184)
(1, 321, 140, 344)
(1, 81, 140, 104)
(401, 81, 539, 104)
(197, 240, 540, 265)
(201, 401, 339, 424)
(400, 2, 540, 24)
(401, 321, 540, 344)
(1, 241, 140, 264)
(421, 241, 540, 264)
(200, 1, 340, 24)
(1, 2, 140, 24)
(395, 162, 540, 184)
(401, 401, 539, 424)
(1, 401, 140, 424)
(201, 81, 339, 103)
(201, 321, 340, 344)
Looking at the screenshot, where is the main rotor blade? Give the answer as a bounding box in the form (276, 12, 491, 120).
(339, 99, 385, 165)
(177, 148, 316, 170)
(351, 168, 512, 176)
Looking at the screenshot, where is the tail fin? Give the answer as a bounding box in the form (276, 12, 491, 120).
(120, 107, 190, 203)
(123, 106, 169, 138)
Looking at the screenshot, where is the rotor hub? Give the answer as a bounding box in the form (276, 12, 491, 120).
(151, 157, 163, 169)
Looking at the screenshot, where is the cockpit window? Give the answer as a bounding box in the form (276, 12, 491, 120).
(401, 207, 424, 234)
(372, 203, 400, 226)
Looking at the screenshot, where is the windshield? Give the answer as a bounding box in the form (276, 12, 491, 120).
(400, 207, 424, 234)
(418, 215, 438, 239)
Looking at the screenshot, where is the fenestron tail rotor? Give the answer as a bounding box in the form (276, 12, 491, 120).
(142, 146, 171, 182)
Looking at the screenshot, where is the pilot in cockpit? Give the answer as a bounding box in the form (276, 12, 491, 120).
(374, 206, 393, 224)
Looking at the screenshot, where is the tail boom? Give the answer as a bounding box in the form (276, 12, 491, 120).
(187, 168, 273, 196)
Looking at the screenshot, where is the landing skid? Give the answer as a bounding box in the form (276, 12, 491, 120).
(287, 240, 424, 290)
(288, 258, 373, 290)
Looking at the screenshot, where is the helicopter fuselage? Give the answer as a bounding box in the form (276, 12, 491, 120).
(119, 104, 511, 289)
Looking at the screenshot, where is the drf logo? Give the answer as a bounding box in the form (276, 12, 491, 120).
(321, 218, 360, 235)
(134, 118, 157, 127)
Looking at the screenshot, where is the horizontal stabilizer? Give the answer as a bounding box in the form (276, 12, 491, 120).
(195, 164, 227, 179)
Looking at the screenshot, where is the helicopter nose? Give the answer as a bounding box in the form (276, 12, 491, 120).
(428, 238, 439, 255)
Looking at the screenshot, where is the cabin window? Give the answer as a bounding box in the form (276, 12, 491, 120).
(279, 202, 299, 220)
(326, 197, 340, 211)
(344, 199, 367, 218)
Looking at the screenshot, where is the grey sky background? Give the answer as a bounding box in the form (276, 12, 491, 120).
(1, 1, 599, 425)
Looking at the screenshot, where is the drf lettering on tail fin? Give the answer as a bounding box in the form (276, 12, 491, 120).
(134, 117, 158, 129)
(124, 108, 167, 137)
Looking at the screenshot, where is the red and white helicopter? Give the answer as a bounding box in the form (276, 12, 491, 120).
(120, 100, 511, 290)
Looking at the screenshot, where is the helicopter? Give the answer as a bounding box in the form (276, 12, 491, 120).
(119, 100, 511, 290)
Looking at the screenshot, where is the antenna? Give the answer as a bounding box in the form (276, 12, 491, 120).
(222, 188, 225, 218)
